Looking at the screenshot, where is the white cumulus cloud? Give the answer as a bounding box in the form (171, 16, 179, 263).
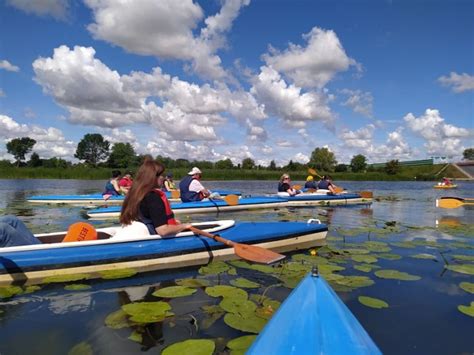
(438, 72, 474, 93)
(0, 60, 20, 72)
(6, 0, 69, 20)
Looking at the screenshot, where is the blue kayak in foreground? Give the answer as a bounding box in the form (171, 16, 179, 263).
(0, 219, 327, 286)
(247, 272, 382, 355)
(27, 190, 242, 205)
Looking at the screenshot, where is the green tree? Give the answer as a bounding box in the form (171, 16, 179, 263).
(43, 157, 70, 168)
(108, 142, 136, 168)
(6, 137, 36, 167)
(241, 157, 255, 170)
(385, 159, 400, 175)
(309, 147, 337, 172)
(215, 158, 234, 169)
(28, 152, 42, 167)
(350, 154, 367, 172)
(268, 160, 277, 170)
(463, 148, 474, 160)
(74, 133, 109, 167)
(335, 163, 348, 172)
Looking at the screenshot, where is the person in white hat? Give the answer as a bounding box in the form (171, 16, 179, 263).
(179, 167, 211, 202)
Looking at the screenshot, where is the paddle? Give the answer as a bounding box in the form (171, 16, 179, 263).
(62, 222, 97, 242)
(359, 191, 373, 198)
(292, 184, 302, 191)
(170, 190, 181, 199)
(308, 168, 323, 179)
(223, 194, 240, 206)
(189, 226, 286, 264)
(436, 197, 474, 209)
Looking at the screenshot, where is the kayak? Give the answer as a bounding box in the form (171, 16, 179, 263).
(0, 219, 327, 286)
(247, 272, 382, 355)
(433, 184, 457, 189)
(86, 196, 287, 220)
(276, 192, 373, 207)
(26, 190, 242, 206)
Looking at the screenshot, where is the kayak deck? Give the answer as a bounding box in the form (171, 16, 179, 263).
(247, 272, 381, 354)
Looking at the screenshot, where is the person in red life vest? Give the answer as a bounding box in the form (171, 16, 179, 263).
(119, 157, 191, 236)
(118, 171, 133, 195)
(441, 177, 453, 186)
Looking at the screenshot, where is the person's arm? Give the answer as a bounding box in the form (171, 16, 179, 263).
(156, 223, 192, 236)
(189, 180, 210, 198)
(112, 179, 120, 193)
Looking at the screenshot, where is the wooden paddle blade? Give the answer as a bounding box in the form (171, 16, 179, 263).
(234, 243, 286, 264)
(334, 186, 344, 193)
(170, 190, 180, 199)
(307, 188, 317, 193)
(189, 226, 286, 264)
(224, 194, 239, 206)
(436, 197, 473, 209)
(308, 168, 317, 176)
(62, 222, 97, 242)
(292, 185, 302, 191)
(359, 191, 373, 198)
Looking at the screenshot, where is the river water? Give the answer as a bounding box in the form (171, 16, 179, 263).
(0, 179, 472, 354)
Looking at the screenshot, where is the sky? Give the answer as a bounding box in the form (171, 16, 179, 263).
(0, 0, 473, 167)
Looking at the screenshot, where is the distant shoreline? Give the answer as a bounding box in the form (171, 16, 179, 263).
(0, 164, 466, 182)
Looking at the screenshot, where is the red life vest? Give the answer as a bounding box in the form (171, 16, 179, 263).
(153, 189, 177, 225)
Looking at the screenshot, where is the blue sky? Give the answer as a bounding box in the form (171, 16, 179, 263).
(0, 0, 472, 166)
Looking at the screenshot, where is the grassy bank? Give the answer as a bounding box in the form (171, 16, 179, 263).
(0, 164, 463, 181)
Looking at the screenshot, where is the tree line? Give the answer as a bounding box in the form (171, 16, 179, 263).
(4, 134, 474, 175)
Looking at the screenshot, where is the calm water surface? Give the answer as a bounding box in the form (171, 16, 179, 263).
(0, 179, 473, 354)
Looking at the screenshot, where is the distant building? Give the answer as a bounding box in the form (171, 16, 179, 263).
(431, 156, 449, 164)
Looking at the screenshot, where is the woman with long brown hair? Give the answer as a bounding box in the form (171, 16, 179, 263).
(119, 157, 191, 236)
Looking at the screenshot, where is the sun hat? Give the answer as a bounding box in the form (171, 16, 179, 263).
(166, 173, 173, 178)
(306, 175, 313, 181)
(188, 167, 202, 175)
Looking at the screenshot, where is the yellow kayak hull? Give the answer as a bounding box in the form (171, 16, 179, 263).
(433, 184, 457, 189)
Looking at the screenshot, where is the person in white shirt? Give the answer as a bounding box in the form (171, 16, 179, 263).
(179, 167, 211, 202)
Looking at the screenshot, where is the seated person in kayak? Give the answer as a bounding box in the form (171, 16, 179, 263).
(441, 177, 453, 186)
(0, 215, 42, 247)
(163, 173, 177, 191)
(119, 158, 191, 236)
(317, 175, 337, 194)
(103, 170, 121, 196)
(304, 175, 317, 189)
(278, 174, 300, 196)
(119, 171, 133, 195)
(179, 167, 211, 202)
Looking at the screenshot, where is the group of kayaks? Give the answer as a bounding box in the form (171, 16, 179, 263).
(27, 190, 373, 220)
(5, 187, 380, 353)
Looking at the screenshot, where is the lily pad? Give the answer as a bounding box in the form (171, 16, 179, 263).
(354, 263, 380, 273)
(68, 342, 92, 355)
(152, 286, 197, 298)
(334, 275, 374, 289)
(459, 282, 474, 294)
(99, 269, 137, 279)
(205, 285, 247, 301)
(351, 255, 378, 264)
(64, 284, 91, 291)
(375, 253, 402, 261)
(104, 309, 131, 329)
(198, 261, 232, 275)
(128, 330, 143, 343)
(122, 301, 173, 323)
(0, 286, 23, 299)
(201, 305, 225, 329)
(458, 302, 474, 317)
(229, 260, 276, 274)
(227, 335, 257, 353)
(220, 298, 257, 317)
(410, 253, 437, 260)
(358, 296, 389, 309)
(230, 277, 260, 289)
(375, 269, 421, 281)
(224, 313, 267, 333)
(452, 254, 474, 262)
(162, 339, 215, 355)
(43, 273, 90, 284)
(176, 278, 211, 288)
(446, 264, 474, 275)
